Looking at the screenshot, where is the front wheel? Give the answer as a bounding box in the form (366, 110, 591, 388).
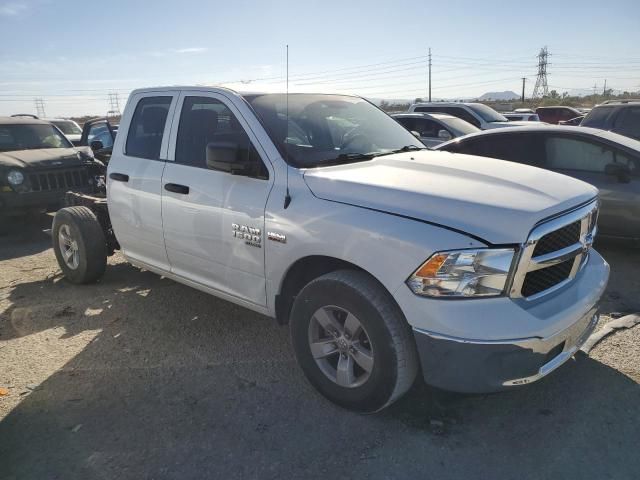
(290, 270, 418, 413)
(52, 206, 107, 284)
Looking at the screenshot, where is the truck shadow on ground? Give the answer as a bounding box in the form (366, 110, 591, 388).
(0, 213, 53, 261)
(1, 261, 639, 479)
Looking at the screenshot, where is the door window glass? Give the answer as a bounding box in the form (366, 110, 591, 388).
(125, 96, 172, 160)
(87, 123, 113, 148)
(545, 136, 615, 172)
(175, 96, 268, 179)
(613, 107, 640, 140)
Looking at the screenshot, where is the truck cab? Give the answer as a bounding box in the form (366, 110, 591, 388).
(52, 87, 609, 412)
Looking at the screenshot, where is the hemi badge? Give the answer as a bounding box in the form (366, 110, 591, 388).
(267, 232, 287, 244)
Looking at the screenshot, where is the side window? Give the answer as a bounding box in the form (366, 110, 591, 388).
(545, 136, 616, 173)
(125, 96, 172, 160)
(395, 117, 415, 132)
(459, 134, 544, 167)
(613, 107, 640, 140)
(414, 106, 437, 113)
(413, 118, 441, 137)
(87, 123, 113, 148)
(449, 108, 481, 128)
(175, 96, 268, 179)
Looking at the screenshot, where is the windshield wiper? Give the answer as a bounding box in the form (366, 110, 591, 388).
(375, 145, 428, 157)
(316, 152, 378, 167)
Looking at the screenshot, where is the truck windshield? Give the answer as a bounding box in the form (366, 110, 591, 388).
(244, 94, 424, 167)
(0, 124, 73, 152)
(467, 104, 508, 123)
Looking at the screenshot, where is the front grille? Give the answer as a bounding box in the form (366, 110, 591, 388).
(511, 201, 598, 300)
(533, 220, 581, 256)
(28, 169, 88, 192)
(522, 259, 574, 297)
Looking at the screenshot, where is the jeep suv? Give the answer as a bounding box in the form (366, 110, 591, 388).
(581, 100, 640, 141)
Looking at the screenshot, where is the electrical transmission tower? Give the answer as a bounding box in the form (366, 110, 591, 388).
(532, 46, 550, 99)
(34, 98, 46, 118)
(107, 92, 121, 117)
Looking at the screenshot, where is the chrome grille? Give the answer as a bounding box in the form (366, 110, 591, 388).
(28, 168, 89, 192)
(510, 201, 598, 300)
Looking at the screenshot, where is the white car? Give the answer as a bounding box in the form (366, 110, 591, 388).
(392, 112, 480, 147)
(504, 112, 541, 122)
(51, 87, 609, 412)
(408, 102, 531, 129)
(45, 118, 83, 145)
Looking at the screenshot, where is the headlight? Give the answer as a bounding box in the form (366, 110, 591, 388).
(407, 248, 515, 298)
(7, 170, 24, 186)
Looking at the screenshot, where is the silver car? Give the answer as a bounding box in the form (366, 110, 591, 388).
(436, 125, 640, 241)
(392, 113, 480, 148)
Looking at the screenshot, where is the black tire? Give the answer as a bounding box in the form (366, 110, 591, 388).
(290, 270, 419, 413)
(52, 206, 107, 284)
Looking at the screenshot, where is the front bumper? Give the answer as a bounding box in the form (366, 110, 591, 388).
(396, 249, 609, 393)
(413, 307, 599, 392)
(0, 187, 92, 215)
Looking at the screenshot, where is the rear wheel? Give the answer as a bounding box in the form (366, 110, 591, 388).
(290, 270, 418, 413)
(52, 207, 107, 284)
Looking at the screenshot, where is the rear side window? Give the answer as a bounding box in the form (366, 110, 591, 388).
(446, 107, 480, 128)
(545, 136, 613, 172)
(125, 96, 172, 160)
(395, 117, 416, 131)
(456, 134, 545, 167)
(613, 106, 640, 140)
(175, 96, 268, 179)
(581, 106, 614, 129)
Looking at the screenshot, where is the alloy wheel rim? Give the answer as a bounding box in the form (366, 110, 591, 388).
(308, 305, 374, 388)
(58, 224, 80, 270)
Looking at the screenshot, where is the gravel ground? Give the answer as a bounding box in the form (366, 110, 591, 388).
(1, 214, 639, 480)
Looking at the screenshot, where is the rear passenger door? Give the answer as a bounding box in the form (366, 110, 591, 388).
(161, 92, 273, 307)
(107, 93, 177, 270)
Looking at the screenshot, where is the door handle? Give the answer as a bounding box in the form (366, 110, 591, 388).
(109, 172, 129, 182)
(164, 183, 190, 195)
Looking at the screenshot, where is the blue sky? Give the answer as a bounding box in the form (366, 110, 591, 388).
(1, 0, 639, 116)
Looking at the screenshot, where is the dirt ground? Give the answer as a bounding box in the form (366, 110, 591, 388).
(1, 214, 639, 480)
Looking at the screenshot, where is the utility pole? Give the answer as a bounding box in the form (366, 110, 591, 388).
(602, 79, 607, 97)
(532, 46, 550, 99)
(592, 83, 597, 97)
(34, 98, 46, 118)
(428, 48, 432, 102)
(521, 77, 527, 103)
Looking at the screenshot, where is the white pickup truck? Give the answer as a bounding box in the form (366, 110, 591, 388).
(52, 87, 609, 412)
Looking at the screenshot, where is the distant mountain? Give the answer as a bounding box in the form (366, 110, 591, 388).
(478, 91, 520, 101)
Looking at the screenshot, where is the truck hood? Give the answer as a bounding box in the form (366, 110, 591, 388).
(0, 148, 87, 169)
(303, 151, 597, 244)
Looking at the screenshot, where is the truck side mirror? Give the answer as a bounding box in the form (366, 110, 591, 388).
(437, 129, 452, 141)
(604, 163, 631, 183)
(206, 142, 246, 174)
(90, 140, 104, 151)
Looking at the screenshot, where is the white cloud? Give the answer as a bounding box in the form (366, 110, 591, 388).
(0, 2, 27, 16)
(170, 47, 208, 54)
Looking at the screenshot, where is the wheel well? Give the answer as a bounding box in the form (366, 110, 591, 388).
(275, 256, 364, 325)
